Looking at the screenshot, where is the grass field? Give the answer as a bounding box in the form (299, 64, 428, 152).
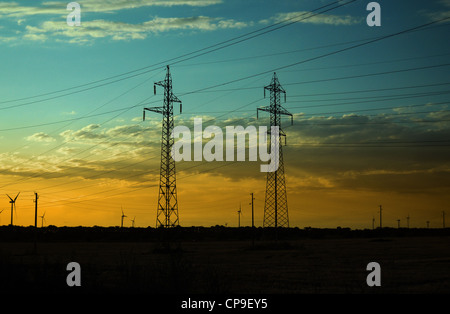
(0, 227, 449, 294)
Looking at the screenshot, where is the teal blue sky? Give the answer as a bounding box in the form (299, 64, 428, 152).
(0, 1, 448, 143)
(0, 0, 449, 228)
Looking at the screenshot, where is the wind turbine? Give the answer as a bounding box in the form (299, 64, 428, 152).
(121, 207, 127, 228)
(40, 211, 46, 228)
(237, 203, 242, 228)
(0, 209, 4, 225)
(6, 193, 19, 226)
(131, 216, 136, 228)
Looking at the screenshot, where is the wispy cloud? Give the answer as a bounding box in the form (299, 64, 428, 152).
(0, 0, 229, 43)
(25, 132, 56, 142)
(76, 0, 223, 11)
(0, 2, 360, 44)
(0, 0, 223, 18)
(16, 15, 249, 43)
(22, 16, 248, 42)
(260, 11, 362, 26)
(1, 105, 448, 205)
(422, 0, 450, 22)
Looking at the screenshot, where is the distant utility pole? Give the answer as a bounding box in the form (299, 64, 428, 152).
(250, 193, 255, 228)
(237, 204, 242, 228)
(397, 219, 400, 229)
(406, 214, 410, 228)
(250, 193, 256, 246)
(372, 216, 375, 230)
(34, 192, 39, 228)
(33, 192, 39, 254)
(379, 205, 383, 229)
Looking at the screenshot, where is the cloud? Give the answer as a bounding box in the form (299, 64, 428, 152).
(0, 0, 236, 43)
(23, 33, 48, 41)
(423, 0, 450, 22)
(279, 111, 450, 193)
(0, 0, 223, 18)
(1, 3, 357, 44)
(62, 110, 77, 115)
(260, 11, 362, 26)
(0, 2, 62, 18)
(78, 0, 223, 11)
(60, 124, 103, 141)
(6, 110, 450, 197)
(22, 16, 249, 43)
(25, 132, 56, 142)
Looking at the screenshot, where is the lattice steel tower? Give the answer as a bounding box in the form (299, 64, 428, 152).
(257, 73, 292, 228)
(143, 65, 182, 228)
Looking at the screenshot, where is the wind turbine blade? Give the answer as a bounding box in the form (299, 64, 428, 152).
(14, 192, 20, 202)
(6, 194, 13, 202)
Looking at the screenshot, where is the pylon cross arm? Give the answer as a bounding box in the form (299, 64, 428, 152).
(170, 93, 182, 104)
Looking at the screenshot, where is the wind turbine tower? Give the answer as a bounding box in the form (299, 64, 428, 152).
(121, 208, 127, 228)
(40, 212, 46, 228)
(6, 193, 19, 226)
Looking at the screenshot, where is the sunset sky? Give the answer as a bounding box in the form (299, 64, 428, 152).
(0, 0, 449, 229)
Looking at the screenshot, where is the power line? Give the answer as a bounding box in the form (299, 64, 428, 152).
(291, 90, 450, 105)
(289, 82, 450, 98)
(0, 95, 154, 188)
(39, 161, 241, 209)
(0, 0, 356, 107)
(286, 140, 450, 148)
(0, 84, 263, 192)
(169, 0, 359, 67)
(2, 61, 447, 132)
(283, 63, 450, 88)
(180, 15, 450, 95)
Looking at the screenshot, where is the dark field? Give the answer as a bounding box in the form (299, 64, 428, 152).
(0, 226, 449, 294)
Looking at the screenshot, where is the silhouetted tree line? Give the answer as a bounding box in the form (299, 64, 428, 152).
(0, 225, 448, 242)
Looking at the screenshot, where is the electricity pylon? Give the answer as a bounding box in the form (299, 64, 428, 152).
(257, 73, 292, 228)
(143, 65, 181, 228)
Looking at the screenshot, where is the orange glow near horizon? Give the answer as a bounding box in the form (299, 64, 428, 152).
(1, 167, 448, 229)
